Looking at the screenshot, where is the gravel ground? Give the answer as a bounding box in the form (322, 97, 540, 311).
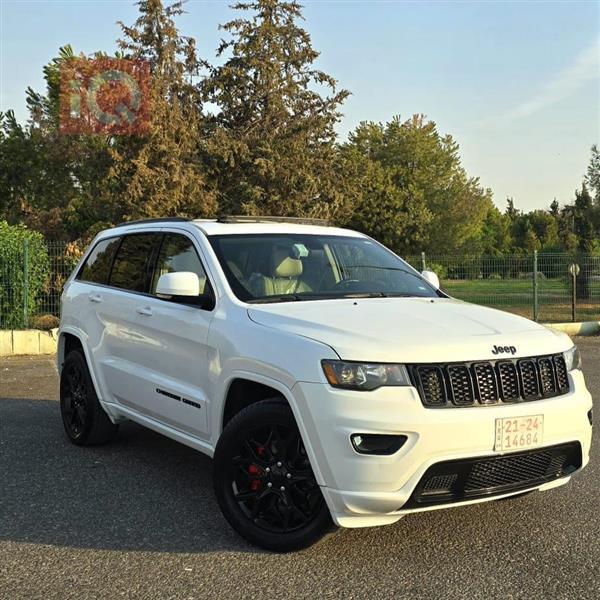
(1, 339, 599, 599)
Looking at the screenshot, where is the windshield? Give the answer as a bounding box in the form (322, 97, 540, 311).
(209, 233, 439, 303)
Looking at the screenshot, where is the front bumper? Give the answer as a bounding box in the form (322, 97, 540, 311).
(292, 370, 592, 528)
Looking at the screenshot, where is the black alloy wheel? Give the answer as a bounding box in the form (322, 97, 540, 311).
(213, 399, 334, 552)
(60, 350, 118, 445)
(231, 422, 322, 533)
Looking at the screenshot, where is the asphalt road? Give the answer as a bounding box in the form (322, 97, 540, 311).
(1, 339, 600, 599)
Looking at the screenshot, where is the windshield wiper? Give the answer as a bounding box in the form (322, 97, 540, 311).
(248, 294, 305, 304)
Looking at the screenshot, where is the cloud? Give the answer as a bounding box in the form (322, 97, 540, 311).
(503, 37, 599, 122)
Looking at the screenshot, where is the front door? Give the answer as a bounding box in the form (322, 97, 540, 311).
(126, 231, 215, 439)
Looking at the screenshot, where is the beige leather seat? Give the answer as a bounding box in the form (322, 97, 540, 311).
(251, 248, 312, 296)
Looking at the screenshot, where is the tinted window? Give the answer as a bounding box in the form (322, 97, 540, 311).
(78, 237, 121, 284)
(151, 234, 210, 296)
(109, 233, 160, 292)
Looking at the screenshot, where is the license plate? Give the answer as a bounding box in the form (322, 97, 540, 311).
(494, 415, 543, 451)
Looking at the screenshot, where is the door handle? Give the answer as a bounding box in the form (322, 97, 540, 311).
(89, 293, 102, 303)
(136, 306, 153, 317)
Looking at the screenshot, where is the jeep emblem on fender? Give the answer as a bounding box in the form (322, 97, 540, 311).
(491, 344, 517, 355)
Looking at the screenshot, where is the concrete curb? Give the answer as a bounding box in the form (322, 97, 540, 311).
(542, 322, 600, 336)
(0, 328, 59, 356)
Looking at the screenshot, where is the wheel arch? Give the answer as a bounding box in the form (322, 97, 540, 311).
(57, 328, 105, 404)
(216, 371, 327, 487)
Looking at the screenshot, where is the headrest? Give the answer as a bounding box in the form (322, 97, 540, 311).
(272, 248, 303, 278)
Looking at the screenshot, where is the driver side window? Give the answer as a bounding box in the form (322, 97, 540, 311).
(151, 234, 211, 297)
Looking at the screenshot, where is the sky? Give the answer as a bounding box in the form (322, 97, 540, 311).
(1, 0, 599, 212)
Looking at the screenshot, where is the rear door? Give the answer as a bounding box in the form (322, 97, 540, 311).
(68, 236, 122, 391)
(121, 230, 216, 438)
(94, 231, 164, 411)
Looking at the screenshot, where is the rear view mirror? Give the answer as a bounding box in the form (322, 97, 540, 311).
(421, 270, 440, 289)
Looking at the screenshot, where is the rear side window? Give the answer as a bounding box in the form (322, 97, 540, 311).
(109, 233, 161, 293)
(77, 237, 121, 285)
(150, 234, 211, 296)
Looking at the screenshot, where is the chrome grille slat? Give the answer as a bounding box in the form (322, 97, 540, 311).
(410, 353, 570, 408)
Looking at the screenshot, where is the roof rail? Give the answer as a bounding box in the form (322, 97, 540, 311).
(113, 217, 191, 228)
(217, 215, 329, 226)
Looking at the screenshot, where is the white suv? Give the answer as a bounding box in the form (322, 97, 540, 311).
(58, 217, 593, 551)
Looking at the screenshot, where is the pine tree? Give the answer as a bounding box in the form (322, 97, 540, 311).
(586, 144, 600, 204)
(107, 0, 217, 220)
(574, 183, 596, 253)
(505, 198, 520, 221)
(203, 0, 349, 218)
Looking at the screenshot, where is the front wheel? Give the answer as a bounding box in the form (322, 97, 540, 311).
(213, 399, 334, 552)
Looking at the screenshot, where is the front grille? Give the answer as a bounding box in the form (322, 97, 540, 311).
(410, 353, 570, 408)
(404, 442, 582, 508)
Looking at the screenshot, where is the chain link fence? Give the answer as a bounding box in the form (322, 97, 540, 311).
(0, 241, 599, 329)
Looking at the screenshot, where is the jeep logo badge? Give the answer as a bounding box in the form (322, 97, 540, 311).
(492, 344, 517, 355)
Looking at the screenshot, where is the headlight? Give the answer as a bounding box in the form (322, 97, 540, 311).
(321, 360, 411, 391)
(564, 346, 582, 371)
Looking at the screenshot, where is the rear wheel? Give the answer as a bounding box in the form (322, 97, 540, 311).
(213, 399, 334, 552)
(60, 350, 118, 445)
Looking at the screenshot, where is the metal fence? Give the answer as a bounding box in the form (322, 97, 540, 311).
(0, 241, 80, 330)
(0, 242, 599, 329)
(405, 252, 600, 324)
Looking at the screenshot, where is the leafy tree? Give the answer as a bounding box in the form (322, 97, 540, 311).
(0, 221, 50, 328)
(527, 210, 560, 250)
(479, 206, 512, 255)
(341, 136, 432, 253)
(342, 115, 492, 255)
(107, 0, 217, 220)
(0, 46, 114, 240)
(203, 0, 349, 219)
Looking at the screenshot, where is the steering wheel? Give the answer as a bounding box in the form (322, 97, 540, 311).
(333, 279, 362, 290)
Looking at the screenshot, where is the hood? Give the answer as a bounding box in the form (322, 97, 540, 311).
(247, 297, 572, 363)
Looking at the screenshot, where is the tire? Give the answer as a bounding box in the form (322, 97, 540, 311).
(60, 349, 118, 446)
(213, 398, 334, 552)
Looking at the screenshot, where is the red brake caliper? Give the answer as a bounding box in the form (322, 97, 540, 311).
(248, 463, 262, 491)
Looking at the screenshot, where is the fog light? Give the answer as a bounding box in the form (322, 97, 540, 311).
(588, 409, 593, 426)
(351, 434, 407, 455)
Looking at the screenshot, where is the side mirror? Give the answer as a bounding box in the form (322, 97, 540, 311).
(156, 272, 215, 309)
(156, 271, 200, 297)
(421, 270, 440, 289)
